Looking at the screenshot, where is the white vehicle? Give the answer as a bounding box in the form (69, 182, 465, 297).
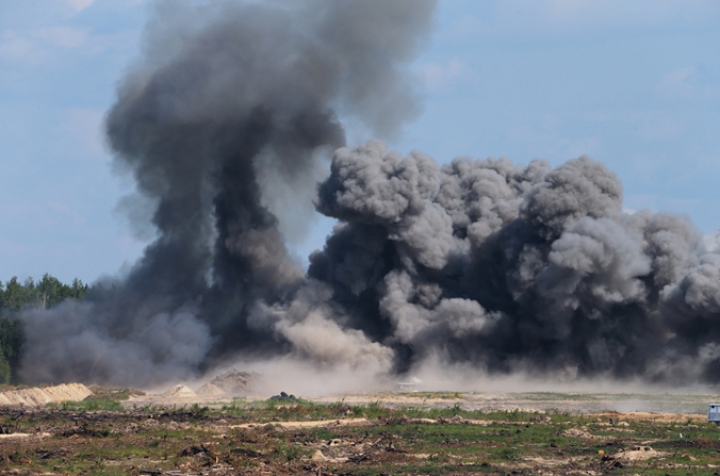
(708, 404, 720, 425)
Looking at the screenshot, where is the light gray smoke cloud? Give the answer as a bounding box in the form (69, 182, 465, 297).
(17, 0, 720, 388)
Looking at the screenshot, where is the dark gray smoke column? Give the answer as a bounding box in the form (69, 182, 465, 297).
(18, 0, 437, 385)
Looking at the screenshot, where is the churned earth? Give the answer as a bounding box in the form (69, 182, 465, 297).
(2, 383, 720, 475)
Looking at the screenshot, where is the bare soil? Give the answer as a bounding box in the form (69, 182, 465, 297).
(2, 388, 720, 475)
(127, 386, 720, 416)
(0, 383, 92, 407)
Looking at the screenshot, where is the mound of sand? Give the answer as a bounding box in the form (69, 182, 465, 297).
(196, 382, 226, 397)
(0, 383, 93, 407)
(163, 385, 197, 398)
(206, 370, 257, 396)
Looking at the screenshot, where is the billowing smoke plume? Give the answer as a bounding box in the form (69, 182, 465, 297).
(304, 142, 720, 383)
(18, 0, 720, 388)
(19, 0, 436, 385)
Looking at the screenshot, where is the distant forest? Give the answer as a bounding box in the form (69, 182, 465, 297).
(0, 275, 88, 384)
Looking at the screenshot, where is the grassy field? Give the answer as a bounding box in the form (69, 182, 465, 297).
(1, 394, 720, 475)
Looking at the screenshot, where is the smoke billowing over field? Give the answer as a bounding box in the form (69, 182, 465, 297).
(18, 0, 720, 390)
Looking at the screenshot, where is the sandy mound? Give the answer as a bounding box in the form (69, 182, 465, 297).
(594, 411, 706, 423)
(612, 445, 665, 461)
(163, 385, 197, 398)
(196, 382, 226, 397)
(561, 427, 594, 439)
(206, 370, 257, 396)
(0, 383, 93, 407)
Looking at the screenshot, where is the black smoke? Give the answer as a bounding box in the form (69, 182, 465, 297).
(303, 142, 720, 383)
(17, 0, 720, 387)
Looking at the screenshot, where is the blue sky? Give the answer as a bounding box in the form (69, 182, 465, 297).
(1, 0, 719, 284)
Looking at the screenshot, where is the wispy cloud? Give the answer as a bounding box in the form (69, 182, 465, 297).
(37, 27, 87, 48)
(0, 31, 36, 62)
(64, 0, 96, 14)
(657, 66, 720, 102)
(0, 24, 132, 65)
(421, 58, 468, 93)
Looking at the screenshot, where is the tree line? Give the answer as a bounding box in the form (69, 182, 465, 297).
(0, 274, 88, 384)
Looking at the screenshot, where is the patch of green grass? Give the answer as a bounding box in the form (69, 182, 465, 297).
(219, 398, 393, 423)
(6, 397, 720, 475)
(59, 398, 125, 412)
(273, 440, 310, 461)
(87, 385, 143, 401)
(362, 400, 388, 420)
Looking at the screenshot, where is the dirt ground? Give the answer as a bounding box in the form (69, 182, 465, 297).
(2, 389, 720, 475)
(126, 388, 719, 416)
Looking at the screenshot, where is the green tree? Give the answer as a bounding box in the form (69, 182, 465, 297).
(0, 274, 86, 384)
(0, 277, 29, 312)
(0, 318, 22, 384)
(37, 273, 64, 309)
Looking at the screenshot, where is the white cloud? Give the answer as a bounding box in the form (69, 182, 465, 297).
(656, 66, 720, 103)
(621, 206, 637, 215)
(65, 0, 96, 13)
(660, 67, 695, 88)
(0, 31, 36, 62)
(0, 26, 90, 64)
(38, 27, 87, 48)
(421, 58, 467, 93)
